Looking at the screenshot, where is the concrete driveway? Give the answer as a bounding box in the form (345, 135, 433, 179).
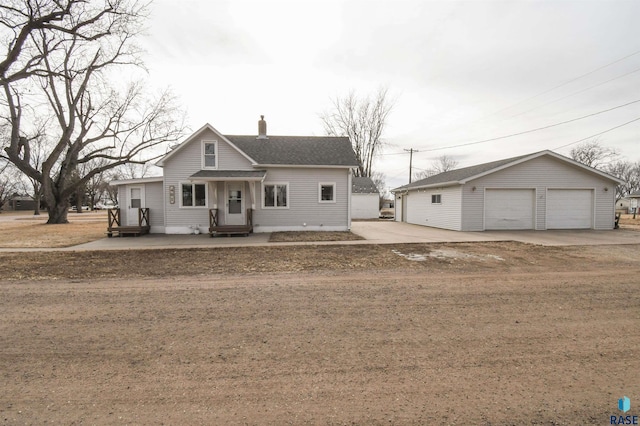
(60, 220, 640, 251)
(351, 221, 640, 246)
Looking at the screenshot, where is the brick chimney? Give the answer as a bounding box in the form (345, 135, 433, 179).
(257, 115, 268, 140)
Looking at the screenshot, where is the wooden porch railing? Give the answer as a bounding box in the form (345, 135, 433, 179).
(108, 208, 121, 228)
(208, 208, 254, 237)
(107, 208, 150, 237)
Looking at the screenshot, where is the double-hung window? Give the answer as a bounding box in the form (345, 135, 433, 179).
(202, 140, 217, 169)
(181, 182, 207, 207)
(319, 182, 336, 203)
(263, 183, 288, 208)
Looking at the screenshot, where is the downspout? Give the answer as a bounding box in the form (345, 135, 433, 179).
(347, 169, 352, 230)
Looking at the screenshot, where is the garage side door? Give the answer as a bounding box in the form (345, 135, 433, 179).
(485, 189, 535, 230)
(547, 189, 593, 229)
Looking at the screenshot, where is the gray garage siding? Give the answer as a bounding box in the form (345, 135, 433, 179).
(461, 155, 615, 231)
(253, 168, 351, 231)
(405, 186, 462, 230)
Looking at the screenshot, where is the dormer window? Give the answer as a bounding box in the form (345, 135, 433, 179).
(202, 140, 218, 169)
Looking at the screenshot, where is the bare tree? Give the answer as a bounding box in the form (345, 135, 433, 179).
(370, 171, 386, 209)
(415, 155, 459, 181)
(0, 160, 20, 211)
(606, 160, 640, 202)
(569, 139, 618, 170)
(1, 0, 186, 224)
(320, 87, 394, 177)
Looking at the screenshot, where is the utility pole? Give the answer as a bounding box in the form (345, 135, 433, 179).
(403, 148, 420, 183)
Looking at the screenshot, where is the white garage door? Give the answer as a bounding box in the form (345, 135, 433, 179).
(547, 189, 593, 229)
(485, 189, 535, 230)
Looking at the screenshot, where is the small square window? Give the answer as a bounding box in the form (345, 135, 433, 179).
(319, 183, 336, 203)
(263, 183, 288, 208)
(181, 183, 207, 207)
(431, 194, 442, 204)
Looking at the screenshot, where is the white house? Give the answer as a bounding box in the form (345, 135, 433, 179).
(110, 117, 359, 235)
(393, 150, 623, 231)
(351, 177, 379, 219)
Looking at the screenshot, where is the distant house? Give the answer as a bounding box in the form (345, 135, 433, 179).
(351, 177, 379, 219)
(393, 150, 623, 231)
(6, 194, 36, 211)
(616, 198, 632, 213)
(110, 117, 359, 235)
(629, 191, 640, 214)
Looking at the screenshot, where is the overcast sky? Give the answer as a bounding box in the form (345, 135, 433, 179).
(140, 0, 640, 191)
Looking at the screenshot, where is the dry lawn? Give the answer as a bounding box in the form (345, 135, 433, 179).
(619, 213, 640, 230)
(0, 211, 106, 248)
(1, 245, 639, 424)
(269, 230, 364, 242)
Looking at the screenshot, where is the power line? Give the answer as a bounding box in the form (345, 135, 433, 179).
(417, 98, 640, 153)
(507, 66, 640, 119)
(380, 98, 640, 156)
(481, 48, 640, 120)
(552, 116, 640, 150)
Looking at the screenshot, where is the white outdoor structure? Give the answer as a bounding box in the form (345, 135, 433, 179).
(351, 177, 379, 219)
(393, 150, 623, 231)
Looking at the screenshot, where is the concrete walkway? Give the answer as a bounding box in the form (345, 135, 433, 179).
(351, 221, 640, 246)
(42, 220, 639, 251)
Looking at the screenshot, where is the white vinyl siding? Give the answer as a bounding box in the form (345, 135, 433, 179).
(405, 186, 462, 230)
(163, 127, 255, 231)
(253, 168, 350, 230)
(461, 155, 617, 231)
(117, 180, 164, 232)
(352, 194, 379, 219)
(546, 189, 593, 229)
(484, 189, 535, 230)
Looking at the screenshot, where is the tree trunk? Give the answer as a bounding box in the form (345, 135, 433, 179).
(75, 187, 84, 214)
(47, 203, 69, 224)
(44, 183, 70, 224)
(33, 193, 41, 216)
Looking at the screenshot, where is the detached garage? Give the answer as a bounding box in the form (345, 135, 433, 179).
(393, 150, 623, 231)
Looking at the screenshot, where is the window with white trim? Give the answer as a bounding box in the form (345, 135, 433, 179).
(181, 182, 207, 207)
(263, 183, 288, 208)
(319, 182, 336, 203)
(431, 194, 442, 204)
(202, 140, 217, 169)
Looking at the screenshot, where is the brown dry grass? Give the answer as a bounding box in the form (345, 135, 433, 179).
(0, 212, 107, 248)
(619, 213, 640, 230)
(269, 230, 364, 242)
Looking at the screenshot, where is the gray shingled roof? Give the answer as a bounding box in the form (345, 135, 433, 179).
(352, 177, 379, 194)
(189, 170, 267, 180)
(395, 152, 534, 191)
(224, 135, 358, 167)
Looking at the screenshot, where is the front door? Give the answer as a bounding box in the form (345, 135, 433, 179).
(127, 185, 145, 226)
(226, 182, 244, 225)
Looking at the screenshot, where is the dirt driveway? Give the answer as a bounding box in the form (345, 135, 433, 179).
(1, 243, 639, 424)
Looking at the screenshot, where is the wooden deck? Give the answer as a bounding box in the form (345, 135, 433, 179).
(209, 208, 253, 237)
(107, 208, 150, 237)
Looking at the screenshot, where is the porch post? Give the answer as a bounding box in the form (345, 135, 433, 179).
(249, 181, 256, 209)
(212, 182, 218, 209)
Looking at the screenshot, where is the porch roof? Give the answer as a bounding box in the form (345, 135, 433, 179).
(189, 170, 267, 181)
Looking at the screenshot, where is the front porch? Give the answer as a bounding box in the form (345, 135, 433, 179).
(107, 208, 150, 237)
(209, 208, 253, 237)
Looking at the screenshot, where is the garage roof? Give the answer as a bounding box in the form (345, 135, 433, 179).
(393, 150, 624, 192)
